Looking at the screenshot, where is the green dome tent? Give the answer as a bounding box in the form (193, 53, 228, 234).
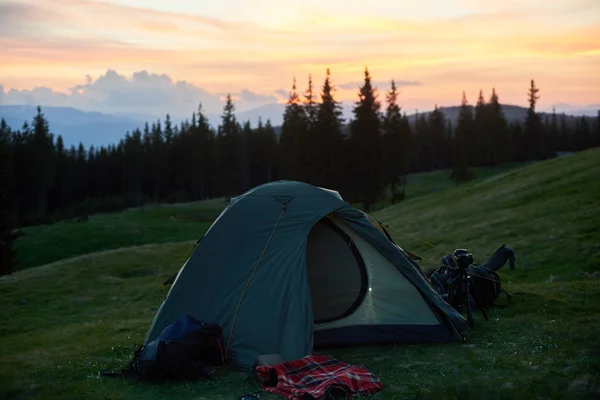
(144, 181, 466, 370)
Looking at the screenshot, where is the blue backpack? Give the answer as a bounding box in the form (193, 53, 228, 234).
(103, 314, 226, 382)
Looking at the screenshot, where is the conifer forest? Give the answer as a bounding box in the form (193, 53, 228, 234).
(1, 68, 599, 274)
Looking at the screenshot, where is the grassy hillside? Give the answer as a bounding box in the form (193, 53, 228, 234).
(1, 148, 599, 399)
(13, 198, 228, 270)
(374, 148, 599, 283)
(375, 161, 532, 208)
(13, 162, 527, 270)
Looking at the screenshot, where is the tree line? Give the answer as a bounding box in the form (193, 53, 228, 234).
(1, 68, 599, 274)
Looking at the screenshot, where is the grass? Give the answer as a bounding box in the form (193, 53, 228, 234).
(1, 149, 599, 399)
(13, 198, 228, 270)
(401, 161, 534, 200)
(375, 149, 600, 283)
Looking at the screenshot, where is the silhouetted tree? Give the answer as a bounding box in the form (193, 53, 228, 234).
(279, 77, 308, 181)
(304, 74, 318, 132)
(30, 107, 55, 220)
(382, 80, 412, 203)
(487, 88, 510, 164)
(428, 105, 447, 170)
(190, 103, 216, 199)
(411, 111, 430, 172)
(313, 68, 345, 189)
(558, 112, 572, 151)
(547, 108, 559, 156)
(50, 135, 72, 210)
(450, 91, 475, 185)
(216, 94, 244, 196)
(473, 89, 487, 166)
(574, 115, 593, 151)
(347, 67, 384, 211)
(524, 79, 548, 159)
(0, 119, 19, 275)
(123, 129, 144, 205)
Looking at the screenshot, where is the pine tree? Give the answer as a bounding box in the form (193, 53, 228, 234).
(304, 74, 318, 130)
(575, 116, 592, 151)
(199, 103, 216, 199)
(348, 67, 384, 210)
(0, 119, 19, 274)
(163, 114, 174, 195)
(524, 79, 548, 159)
(450, 91, 475, 185)
(30, 107, 55, 221)
(548, 108, 559, 155)
(382, 80, 411, 203)
(123, 129, 144, 205)
(427, 105, 446, 170)
(279, 77, 308, 181)
(241, 120, 253, 192)
(51, 135, 71, 210)
(487, 88, 509, 165)
(141, 122, 153, 196)
(412, 112, 430, 172)
(248, 117, 277, 186)
(216, 94, 244, 196)
(151, 119, 165, 200)
(473, 89, 487, 166)
(262, 119, 278, 183)
(313, 68, 345, 189)
(87, 146, 97, 199)
(444, 119, 454, 170)
(558, 113, 571, 151)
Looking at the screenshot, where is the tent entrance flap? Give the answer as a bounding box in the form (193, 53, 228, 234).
(306, 217, 368, 325)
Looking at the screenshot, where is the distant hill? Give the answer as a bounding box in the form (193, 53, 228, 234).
(1, 102, 596, 149)
(409, 104, 597, 127)
(0, 105, 145, 148)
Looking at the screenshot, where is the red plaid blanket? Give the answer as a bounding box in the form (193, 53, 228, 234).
(255, 355, 382, 399)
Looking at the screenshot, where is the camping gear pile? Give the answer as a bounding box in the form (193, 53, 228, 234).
(428, 245, 516, 327)
(106, 180, 517, 398)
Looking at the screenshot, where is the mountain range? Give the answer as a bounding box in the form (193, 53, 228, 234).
(0, 103, 597, 149)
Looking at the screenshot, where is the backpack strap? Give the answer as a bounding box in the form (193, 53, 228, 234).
(99, 344, 145, 379)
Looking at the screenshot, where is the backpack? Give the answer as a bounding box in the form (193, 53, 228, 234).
(103, 314, 226, 382)
(467, 265, 506, 310)
(429, 245, 515, 321)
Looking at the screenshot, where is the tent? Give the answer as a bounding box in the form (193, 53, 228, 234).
(144, 181, 466, 370)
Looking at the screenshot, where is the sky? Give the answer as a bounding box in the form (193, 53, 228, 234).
(1, 0, 599, 117)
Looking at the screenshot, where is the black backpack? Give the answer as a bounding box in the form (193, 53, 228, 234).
(429, 245, 516, 321)
(103, 314, 226, 382)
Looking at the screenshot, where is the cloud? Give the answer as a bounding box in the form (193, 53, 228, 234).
(0, 69, 281, 117)
(238, 89, 277, 103)
(274, 89, 288, 99)
(1, 0, 599, 110)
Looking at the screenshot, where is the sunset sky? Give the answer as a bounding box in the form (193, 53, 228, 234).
(1, 0, 599, 116)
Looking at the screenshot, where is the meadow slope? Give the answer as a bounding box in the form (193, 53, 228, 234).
(1, 148, 599, 399)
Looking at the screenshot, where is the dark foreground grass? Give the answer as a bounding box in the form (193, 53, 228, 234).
(1, 243, 599, 400)
(13, 198, 228, 270)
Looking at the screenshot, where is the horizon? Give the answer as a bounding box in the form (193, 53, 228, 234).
(1, 0, 599, 118)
